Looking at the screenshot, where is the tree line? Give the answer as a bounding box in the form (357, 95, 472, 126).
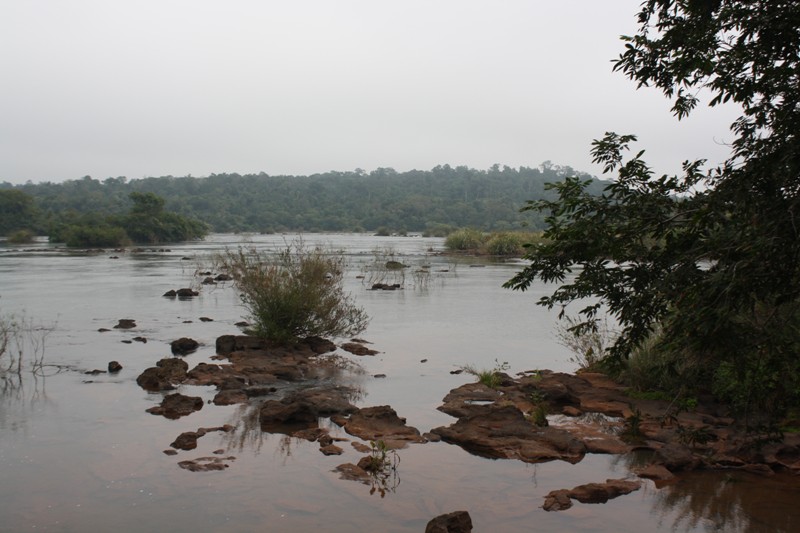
(1, 163, 604, 238)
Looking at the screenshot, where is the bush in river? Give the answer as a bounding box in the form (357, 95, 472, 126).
(220, 243, 369, 343)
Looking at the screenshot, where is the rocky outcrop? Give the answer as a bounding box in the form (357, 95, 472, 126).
(543, 478, 641, 511)
(136, 358, 189, 391)
(330, 405, 426, 448)
(260, 387, 358, 431)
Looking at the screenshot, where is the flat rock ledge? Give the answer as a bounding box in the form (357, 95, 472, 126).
(543, 478, 642, 511)
(432, 370, 800, 477)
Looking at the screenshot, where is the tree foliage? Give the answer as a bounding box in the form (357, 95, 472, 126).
(506, 0, 800, 418)
(3, 164, 605, 234)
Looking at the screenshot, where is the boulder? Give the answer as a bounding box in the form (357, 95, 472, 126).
(171, 337, 199, 355)
(108, 361, 123, 373)
(136, 358, 189, 391)
(176, 288, 199, 298)
(213, 389, 248, 406)
(146, 393, 203, 419)
(425, 511, 473, 533)
(113, 319, 137, 329)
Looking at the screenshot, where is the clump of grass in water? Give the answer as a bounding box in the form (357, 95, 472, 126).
(459, 359, 510, 389)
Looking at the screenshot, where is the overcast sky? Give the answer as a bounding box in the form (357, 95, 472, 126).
(0, 0, 739, 185)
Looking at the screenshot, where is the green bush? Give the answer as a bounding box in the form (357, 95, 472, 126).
(6, 229, 35, 244)
(221, 243, 369, 343)
(483, 232, 524, 256)
(444, 229, 484, 251)
(62, 225, 130, 248)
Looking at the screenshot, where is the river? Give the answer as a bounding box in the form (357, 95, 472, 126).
(1, 233, 797, 532)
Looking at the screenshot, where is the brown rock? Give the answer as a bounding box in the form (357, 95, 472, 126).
(331, 405, 425, 447)
(543, 478, 641, 511)
(320, 444, 344, 456)
(108, 361, 123, 373)
(341, 342, 379, 356)
(113, 319, 137, 329)
(177, 456, 235, 472)
(136, 358, 189, 391)
(425, 511, 473, 533)
(146, 393, 203, 419)
(213, 389, 248, 405)
(170, 337, 199, 355)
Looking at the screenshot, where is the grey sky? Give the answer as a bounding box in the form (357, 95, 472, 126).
(0, 0, 739, 185)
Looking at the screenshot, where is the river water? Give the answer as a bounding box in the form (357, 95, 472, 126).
(1, 234, 797, 532)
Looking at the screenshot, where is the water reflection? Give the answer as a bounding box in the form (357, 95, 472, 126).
(651, 471, 800, 533)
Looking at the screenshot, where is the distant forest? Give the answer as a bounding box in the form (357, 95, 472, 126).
(1, 163, 605, 235)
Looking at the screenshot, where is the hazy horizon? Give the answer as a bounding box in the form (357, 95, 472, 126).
(1, 1, 739, 185)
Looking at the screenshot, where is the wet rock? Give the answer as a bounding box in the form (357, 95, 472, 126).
(654, 442, 701, 472)
(351, 442, 372, 453)
(425, 511, 473, 533)
(371, 283, 401, 290)
(176, 288, 199, 298)
(171, 431, 202, 450)
(373, 374, 387, 379)
(213, 389, 248, 405)
(235, 321, 250, 328)
(543, 479, 641, 511)
(170, 425, 234, 451)
(215, 335, 269, 355)
(132, 336, 147, 343)
(146, 393, 203, 419)
(635, 464, 675, 482)
(542, 490, 573, 511)
(178, 456, 235, 472)
(170, 337, 199, 355)
(215, 273, 233, 281)
(114, 319, 137, 329)
(304, 336, 336, 354)
(334, 463, 371, 483)
(163, 290, 177, 297)
(431, 404, 586, 463)
(163, 449, 178, 456)
(341, 342, 379, 356)
(85, 369, 105, 375)
(260, 387, 357, 431)
(201, 277, 217, 285)
(136, 358, 189, 391)
(199, 317, 213, 322)
(98, 328, 111, 333)
(331, 405, 425, 448)
(320, 444, 344, 456)
(108, 361, 123, 373)
(121, 340, 132, 344)
(292, 428, 330, 442)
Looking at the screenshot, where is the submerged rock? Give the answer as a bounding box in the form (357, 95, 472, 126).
(113, 318, 137, 329)
(341, 342, 379, 356)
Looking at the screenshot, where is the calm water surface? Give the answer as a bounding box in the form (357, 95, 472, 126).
(1, 234, 797, 532)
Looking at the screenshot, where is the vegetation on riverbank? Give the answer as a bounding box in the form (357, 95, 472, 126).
(1, 164, 606, 235)
(444, 229, 547, 256)
(47, 192, 207, 247)
(509, 0, 800, 428)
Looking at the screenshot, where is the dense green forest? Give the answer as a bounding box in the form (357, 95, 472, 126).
(0, 163, 604, 236)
